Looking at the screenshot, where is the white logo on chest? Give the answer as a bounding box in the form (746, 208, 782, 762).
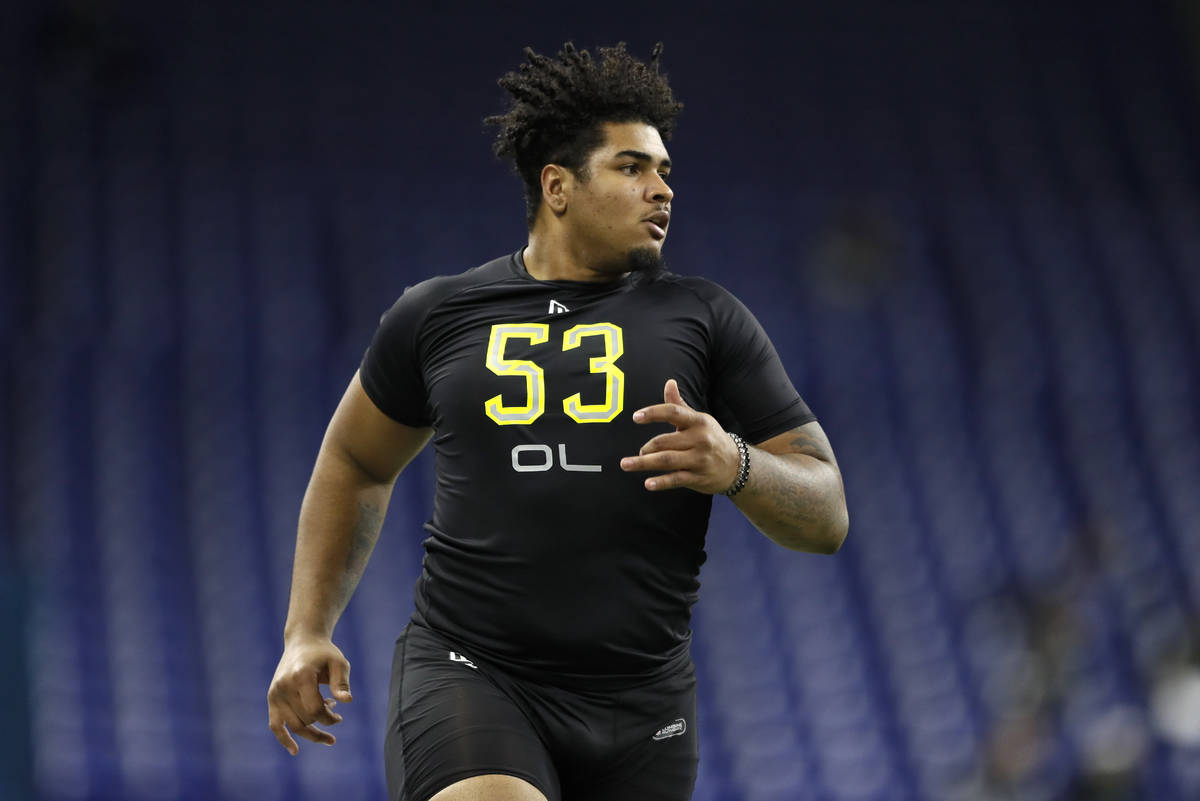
(511, 443, 601, 473)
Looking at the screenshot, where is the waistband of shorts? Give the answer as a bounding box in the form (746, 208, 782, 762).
(404, 615, 695, 693)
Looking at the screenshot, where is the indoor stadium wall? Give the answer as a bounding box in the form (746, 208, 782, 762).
(5, 1, 1200, 800)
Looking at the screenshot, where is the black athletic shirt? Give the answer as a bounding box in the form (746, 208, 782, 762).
(359, 249, 815, 686)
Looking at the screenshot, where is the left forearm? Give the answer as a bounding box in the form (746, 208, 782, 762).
(731, 447, 848, 553)
(620, 383, 848, 552)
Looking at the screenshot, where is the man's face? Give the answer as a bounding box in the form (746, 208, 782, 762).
(562, 121, 673, 274)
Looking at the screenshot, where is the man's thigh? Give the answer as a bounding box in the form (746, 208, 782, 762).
(561, 672, 699, 801)
(385, 624, 561, 801)
(429, 775, 548, 801)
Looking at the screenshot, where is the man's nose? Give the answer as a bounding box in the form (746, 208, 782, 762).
(650, 175, 673, 203)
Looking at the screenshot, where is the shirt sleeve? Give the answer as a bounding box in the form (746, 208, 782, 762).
(705, 285, 816, 444)
(358, 286, 434, 428)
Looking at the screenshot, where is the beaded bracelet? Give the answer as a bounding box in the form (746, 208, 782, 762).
(721, 431, 751, 497)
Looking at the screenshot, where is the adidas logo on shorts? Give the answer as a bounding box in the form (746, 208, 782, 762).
(652, 718, 686, 741)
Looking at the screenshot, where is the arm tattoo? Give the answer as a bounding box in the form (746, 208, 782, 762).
(787, 432, 823, 457)
(339, 500, 383, 605)
(757, 451, 826, 529)
(739, 424, 844, 549)
(786, 431, 835, 465)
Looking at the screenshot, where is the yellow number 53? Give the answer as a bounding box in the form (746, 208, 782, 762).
(484, 322, 625, 425)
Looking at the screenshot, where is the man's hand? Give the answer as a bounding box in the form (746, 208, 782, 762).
(267, 637, 353, 755)
(621, 378, 740, 494)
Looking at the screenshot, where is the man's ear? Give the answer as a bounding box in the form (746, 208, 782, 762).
(540, 164, 572, 215)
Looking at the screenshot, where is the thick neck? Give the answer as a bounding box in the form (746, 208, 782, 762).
(523, 225, 628, 283)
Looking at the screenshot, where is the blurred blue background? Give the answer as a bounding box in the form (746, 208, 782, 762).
(4, 0, 1200, 799)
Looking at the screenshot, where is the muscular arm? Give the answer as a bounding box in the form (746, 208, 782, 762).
(269, 371, 431, 755)
(730, 421, 848, 553)
(284, 372, 433, 642)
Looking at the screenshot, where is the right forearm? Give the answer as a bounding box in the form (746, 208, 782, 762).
(283, 449, 394, 643)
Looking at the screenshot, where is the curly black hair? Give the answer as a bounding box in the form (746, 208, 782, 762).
(485, 41, 683, 230)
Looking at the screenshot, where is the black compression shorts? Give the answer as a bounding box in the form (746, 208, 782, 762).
(385, 622, 699, 801)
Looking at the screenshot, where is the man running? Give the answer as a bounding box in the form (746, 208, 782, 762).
(267, 41, 848, 801)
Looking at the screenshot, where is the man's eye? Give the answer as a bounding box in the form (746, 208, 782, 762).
(621, 164, 639, 175)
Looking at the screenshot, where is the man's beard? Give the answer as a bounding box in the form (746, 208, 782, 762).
(626, 246, 666, 283)
(588, 245, 667, 282)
